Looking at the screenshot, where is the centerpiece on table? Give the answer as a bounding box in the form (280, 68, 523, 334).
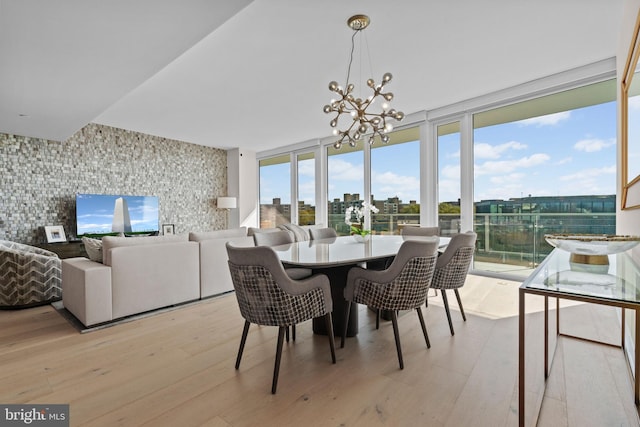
(345, 201, 379, 242)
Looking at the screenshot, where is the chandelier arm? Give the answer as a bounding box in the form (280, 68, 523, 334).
(345, 30, 358, 88)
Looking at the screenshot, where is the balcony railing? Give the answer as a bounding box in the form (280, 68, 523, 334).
(328, 212, 616, 274)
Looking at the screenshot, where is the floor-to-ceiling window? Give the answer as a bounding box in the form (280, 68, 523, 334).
(370, 127, 421, 234)
(256, 66, 617, 280)
(297, 152, 316, 225)
(327, 144, 364, 235)
(437, 122, 462, 237)
(259, 154, 291, 228)
(472, 79, 617, 276)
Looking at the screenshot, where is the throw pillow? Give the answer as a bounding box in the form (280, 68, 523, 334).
(82, 237, 103, 263)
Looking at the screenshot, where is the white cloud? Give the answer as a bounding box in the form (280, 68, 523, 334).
(573, 138, 615, 152)
(474, 141, 527, 159)
(555, 156, 572, 165)
(559, 165, 616, 181)
(475, 153, 550, 176)
(518, 111, 571, 127)
(554, 165, 616, 195)
(372, 171, 420, 201)
(327, 158, 363, 181)
(440, 164, 460, 180)
(630, 96, 640, 110)
(297, 158, 315, 176)
(489, 173, 525, 185)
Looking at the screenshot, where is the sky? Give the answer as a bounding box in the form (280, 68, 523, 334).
(76, 194, 159, 235)
(259, 100, 617, 206)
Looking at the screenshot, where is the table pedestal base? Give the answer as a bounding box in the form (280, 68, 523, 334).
(311, 265, 359, 337)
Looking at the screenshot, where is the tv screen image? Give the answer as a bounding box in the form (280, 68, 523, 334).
(76, 193, 159, 237)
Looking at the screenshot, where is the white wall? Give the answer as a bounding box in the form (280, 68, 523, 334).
(227, 148, 258, 229)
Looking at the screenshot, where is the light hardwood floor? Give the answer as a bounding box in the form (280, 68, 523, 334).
(1, 275, 638, 427)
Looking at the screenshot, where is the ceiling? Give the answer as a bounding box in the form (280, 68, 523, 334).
(0, 0, 624, 154)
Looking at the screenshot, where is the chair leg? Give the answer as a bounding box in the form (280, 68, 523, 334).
(285, 326, 290, 342)
(235, 320, 250, 369)
(292, 324, 296, 341)
(324, 313, 337, 363)
(341, 302, 352, 348)
(454, 289, 467, 321)
(441, 290, 455, 336)
(390, 310, 404, 369)
(271, 326, 286, 394)
(376, 309, 380, 330)
(416, 308, 431, 348)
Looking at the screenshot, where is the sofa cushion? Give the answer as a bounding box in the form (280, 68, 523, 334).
(189, 227, 247, 242)
(101, 234, 188, 266)
(278, 223, 310, 242)
(82, 237, 103, 263)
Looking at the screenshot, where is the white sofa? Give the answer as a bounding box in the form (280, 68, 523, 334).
(61, 226, 315, 327)
(62, 234, 200, 326)
(188, 227, 254, 298)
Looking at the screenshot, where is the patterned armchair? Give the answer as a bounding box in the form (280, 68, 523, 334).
(226, 242, 336, 394)
(0, 240, 62, 308)
(429, 231, 477, 336)
(341, 239, 439, 369)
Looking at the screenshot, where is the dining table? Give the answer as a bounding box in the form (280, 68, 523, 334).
(271, 234, 450, 337)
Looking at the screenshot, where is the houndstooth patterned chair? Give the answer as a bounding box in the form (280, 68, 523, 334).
(251, 229, 312, 341)
(0, 240, 62, 308)
(226, 242, 336, 394)
(429, 231, 477, 336)
(341, 239, 439, 369)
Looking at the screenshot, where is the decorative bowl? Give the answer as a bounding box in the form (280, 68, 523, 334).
(544, 234, 640, 256)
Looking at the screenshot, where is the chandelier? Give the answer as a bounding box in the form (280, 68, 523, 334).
(323, 14, 404, 149)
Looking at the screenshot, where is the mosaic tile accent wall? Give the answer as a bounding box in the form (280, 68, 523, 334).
(0, 123, 228, 245)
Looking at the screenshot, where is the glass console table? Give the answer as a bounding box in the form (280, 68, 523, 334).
(518, 248, 640, 426)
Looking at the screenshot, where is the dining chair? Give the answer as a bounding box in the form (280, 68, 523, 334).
(251, 229, 295, 246)
(401, 226, 440, 237)
(341, 239, 439, 369)
(252, 230, 310, 278)
(401, 226, 441, 299)
(252, 229, 311, 342)
(309, 227, 338, 240)
(429, 231, 477, 336)
(226, 243, 336, 394)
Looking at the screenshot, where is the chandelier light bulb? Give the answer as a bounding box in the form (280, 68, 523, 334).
(381, 102, 389, 110)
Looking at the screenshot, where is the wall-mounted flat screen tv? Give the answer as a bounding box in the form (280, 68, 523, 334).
(76, 193, 159, 238)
